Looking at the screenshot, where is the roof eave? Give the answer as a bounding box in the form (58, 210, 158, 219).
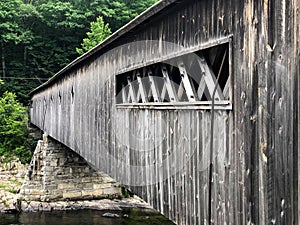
(29, 0, 178, 96)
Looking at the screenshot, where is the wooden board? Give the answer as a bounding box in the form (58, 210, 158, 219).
(30, 0, 299, 224)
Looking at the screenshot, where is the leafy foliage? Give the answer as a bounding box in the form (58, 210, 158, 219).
(76, 0, 158, 54)
(0, 0, 158, 163)
(0, 91, 31, 163)
(76, 16, 111, 55)
(0, 0, 37, 45)
(0, 0, 158, 105)
(91, 0, 158, 31)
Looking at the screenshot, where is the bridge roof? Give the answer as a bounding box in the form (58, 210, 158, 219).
(29, 0, 179, 96)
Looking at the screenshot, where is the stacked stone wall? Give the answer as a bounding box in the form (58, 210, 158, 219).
(20, 135, 121, 201)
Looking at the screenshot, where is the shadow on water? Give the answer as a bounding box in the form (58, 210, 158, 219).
(0, 209, 175, 225)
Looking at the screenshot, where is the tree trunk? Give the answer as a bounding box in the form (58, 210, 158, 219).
(23, 45, 27, 77)
(1, 42, 5, 79)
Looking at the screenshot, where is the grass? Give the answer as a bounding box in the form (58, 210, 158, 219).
(121, 185, 133, 198)
(0, 183, 18, 193)
(2, 199, 9, 208)
(0, 180, 22, 193)
(7, 189, 18, 194)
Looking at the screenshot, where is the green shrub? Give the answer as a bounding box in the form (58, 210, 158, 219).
(121, 185, 133, 198)
(0, 90, 32, 163)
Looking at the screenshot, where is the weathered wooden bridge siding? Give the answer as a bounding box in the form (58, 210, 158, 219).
(31, 55, 234, 225)
(30, 0, 299, 225)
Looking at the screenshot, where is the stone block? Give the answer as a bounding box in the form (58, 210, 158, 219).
(20, 134, 122, 202)
(20, 201, 29, 211)
(101, 176, 115, 183)
(42, 193, 63, 201)
(81, 177, 93, 183)
(58, 183, 75, 190)
(82, 183, 93, 189)
(27, 184, 43, 189)
(29, 189, 45, 196)
(91, 177, 103, 183)
(102, 187, 121, 195)
(45, 184, 58, 190)
(43, 166, 54, 172)
(57, 174, 73, 180)
(93, 183, 112, 189)
(84, 167, 91, 173)
(81, 189, 102, 198)
(63, 190, 82, 199)
(50, 160, 58, 167)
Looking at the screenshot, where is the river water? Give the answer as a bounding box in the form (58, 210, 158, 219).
(0, 208, 175, 225)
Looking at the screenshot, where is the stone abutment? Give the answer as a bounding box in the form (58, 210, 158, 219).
(20, 134, 121, 201)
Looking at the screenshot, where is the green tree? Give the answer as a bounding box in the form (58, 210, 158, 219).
(0, 0, 158, 105)
(0, 0, 41, 104)
(76, 16, 111, 55)
(0, 0, 88, 104)
(26, 1, 88, 81)
(90, 0, 158, 31)
(0, 0, 37, 78)
(0, 81, 31, 163)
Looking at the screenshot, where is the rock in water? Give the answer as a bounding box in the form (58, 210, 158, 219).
(102, 212, 120, 218)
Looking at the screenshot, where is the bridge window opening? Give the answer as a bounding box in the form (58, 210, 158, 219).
(116, 42, 231, 109)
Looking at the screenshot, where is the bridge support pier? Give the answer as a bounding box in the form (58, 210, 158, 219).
(20, 134, 121, 201)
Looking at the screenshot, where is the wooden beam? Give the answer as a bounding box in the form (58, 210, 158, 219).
(223, 77, 230, 99)
(197, 75, 206, 100)
(136, 70, 148, 103)
(121, 83, 128, 103)
(147, 69, 161, 102)
(177, 59, 197, 102)
(127, 75, 137, 103)
(161, 64, 179, 102)
(196, 54, 225, 100)
(160, 83, 167, 101)
(177, 81, 184, 101)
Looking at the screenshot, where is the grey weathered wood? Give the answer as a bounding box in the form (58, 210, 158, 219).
(177, 60, 197, 102)
(160, 83, 167, 101)
(121, 84, 128, 103)
(223, 78, 230, 99)
(161, 64, 178, 102)
(29, 1, 299, 225)
(195, 54, 225, 101)
(136, 71, 148, 103)
(295, 48, 300, 225)
(196, 76, 206, 100)
(177, 81, 184, 101)
(127, 75, 137, 103)
(147, 69, 161, 102)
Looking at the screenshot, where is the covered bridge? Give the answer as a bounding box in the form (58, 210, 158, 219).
(29, 0, 299, 224)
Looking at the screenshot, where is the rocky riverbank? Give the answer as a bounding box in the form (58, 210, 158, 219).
(0, 158, 151, 213)
(18, 196, 151, 213)
(0, 157, 27, 213)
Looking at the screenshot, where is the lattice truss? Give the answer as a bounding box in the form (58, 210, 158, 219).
(116, 43, 229, 104)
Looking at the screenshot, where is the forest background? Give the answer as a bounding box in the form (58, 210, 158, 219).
(0, 0, 157, 162)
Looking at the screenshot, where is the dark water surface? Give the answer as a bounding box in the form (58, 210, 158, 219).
(0, 209, 175, 225)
